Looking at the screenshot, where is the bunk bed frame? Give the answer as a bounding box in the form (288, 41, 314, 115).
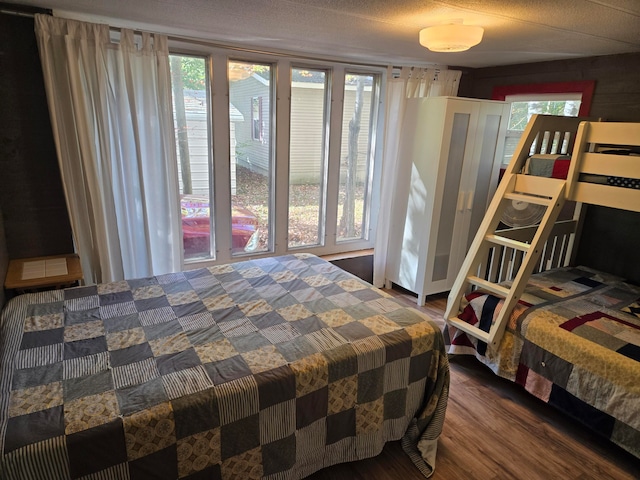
(445, 115, 640, 349)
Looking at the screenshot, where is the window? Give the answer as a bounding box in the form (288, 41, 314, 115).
(502, 93, 582, 165)
(288, 67, 329, 248)
(169, 54, 214, 261)
(168, 46, 384, 267)
(229, 61, 273, 256)
(337, 73, 378, 242)
(492, 81, 595, 166)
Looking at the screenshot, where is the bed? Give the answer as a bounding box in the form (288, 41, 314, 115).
(0, 253, 449, 479)
(444, 116, 640, 459)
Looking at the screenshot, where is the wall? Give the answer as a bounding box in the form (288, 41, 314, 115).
(0, 12, 74, 260)
(458, 52, 640, 283)
(0, 205, 8, 309)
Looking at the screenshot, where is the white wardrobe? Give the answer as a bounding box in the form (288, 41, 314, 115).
(385, 96, 509, 305)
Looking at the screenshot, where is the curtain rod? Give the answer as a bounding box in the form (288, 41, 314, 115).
(0, 2, 51, 17)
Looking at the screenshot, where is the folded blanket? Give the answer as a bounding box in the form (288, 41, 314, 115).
(524, 154, 571, 179)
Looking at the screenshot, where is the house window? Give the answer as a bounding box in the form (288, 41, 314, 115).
(251, 96, 263, 142)
(169, 45, 384, 266)
(169, 54, 215, 261)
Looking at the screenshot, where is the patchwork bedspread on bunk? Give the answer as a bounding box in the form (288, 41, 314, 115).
(0, 253, 449, 479)
(445, 266, 640, 458)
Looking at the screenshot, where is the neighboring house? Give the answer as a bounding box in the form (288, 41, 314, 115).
(230, 73, 373, 184)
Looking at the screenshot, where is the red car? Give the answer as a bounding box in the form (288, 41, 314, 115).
(181, 194, 259, 258)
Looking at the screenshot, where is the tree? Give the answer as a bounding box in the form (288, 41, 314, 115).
(340, 76, 364, 238)
(170, 56, 196, 194)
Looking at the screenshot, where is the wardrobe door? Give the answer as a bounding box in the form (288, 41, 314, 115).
(430, 111, 471, 283)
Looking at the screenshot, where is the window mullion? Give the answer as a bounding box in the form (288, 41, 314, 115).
(324, 66, 345, 249)
(274, 59, 291, 256)
(211, 52, 233, 263)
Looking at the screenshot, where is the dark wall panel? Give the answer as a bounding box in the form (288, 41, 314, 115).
(458, 52, 640, 282)
(0, 13, 73, 260)
(0, 205, 8, 309)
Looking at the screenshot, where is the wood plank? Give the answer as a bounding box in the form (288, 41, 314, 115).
(571, 182, 640, 212)
(308, 291, 640, 480)
(580, 152, 640, 178)
(581, 121, 640, 145)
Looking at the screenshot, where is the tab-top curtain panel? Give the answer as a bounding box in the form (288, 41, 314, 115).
(35, 14, 182, 283)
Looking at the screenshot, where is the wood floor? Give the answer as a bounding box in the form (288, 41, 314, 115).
(308, 290, 640, 480)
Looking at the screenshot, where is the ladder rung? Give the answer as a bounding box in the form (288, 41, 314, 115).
(467, 276, 510, 298)
(485, 234, 531, 252)
(447, 316, 491, 343)
(504, 192, 551, 206)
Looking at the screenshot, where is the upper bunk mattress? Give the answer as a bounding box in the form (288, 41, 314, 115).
(0, 253, 449, 479)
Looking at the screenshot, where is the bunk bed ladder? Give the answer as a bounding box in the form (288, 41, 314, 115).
(444, 172, 567, 350)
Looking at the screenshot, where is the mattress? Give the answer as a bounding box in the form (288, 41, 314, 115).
(0, 253, 449, 479)
(445, 266, 640, 458)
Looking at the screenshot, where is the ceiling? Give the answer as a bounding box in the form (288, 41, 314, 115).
(9, 0, 640, 68)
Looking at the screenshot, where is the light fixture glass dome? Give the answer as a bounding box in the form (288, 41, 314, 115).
(419, 23, 484, 52)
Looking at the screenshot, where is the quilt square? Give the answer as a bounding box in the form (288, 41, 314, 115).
(275, 336, 319, 362)
(296, 386, 328, 429)
(23, 313, 64, 332)
(383, 388, 408, 420)
(245, 274, 276, 289)
(204, 355, 253, 385)
(128, 445, 178, 480)
(64, 391, 120, 435)
(379, 329, 413, 362)
(327, 375, 357, 414)
(62, 351, 110, 380)
(64, 285, 98, 300)
(194, 338, 238, 364)
(258, 399, 295, 444)
(149, 333, 192, 357)
(172, 388, 220, 439)
(139, 306, 178, 326)
(4, 405, 65, 452)
(357, 366, 384, 403)
(218, 318, 259, 338)
(117, 379, 169, 416)
(109, 342, 154, 368)
(12, 362, 63, 390)
(173, 301, 208, 319)
(99, 291, 134, 306)
(102, 313, 142, 333)
(64, 308, 101, 326)
(143, 320, 183, 341)
(127, 276, 159, 289)
(178, 312, 217, 331)
(250, 311, 287, 329)
(8, 382, 63, 418)
(134, 296, 170, 312)
(63, 369, 113, 402)
(186, 326, 225, 347)
(260, 322, 301, 344)
(156, 348, 202, 375)
(20, 328, 64, 350)
(184, 268, 211, 280)
(203, 294, 237, 312)
(112, 357, 161, 390)
(176, 428, 221, 478)
(106, 327, 147, 351)
(228, 332, 271, 353)
(254, 364, 296, 410)
(253, 283, 288, 300)
(97, 280, 130, 294)
(261, 434, 295, 476)
(323, 344, 358, 382)
(355, 397, 384, 435)
(241, 345, 288, 375)
(220, 415, 260, 461)
(99, 301, 137, 319)
(287, 315, 326, 335)
(27, 301, 64, 317)
(326, 408, 355, 445)
(334, 321, 375, 341)
(132, 284, 165, 300)
(161, 365, 213, 400)
(66, 418, 127, 479)
(64, 320, 105, 343)
(63, 336, 108, 360)
(14, 344, 63, 369)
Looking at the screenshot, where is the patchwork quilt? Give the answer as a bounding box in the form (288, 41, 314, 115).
(0, 253, 449, 479)
(445, 266, 640, 459)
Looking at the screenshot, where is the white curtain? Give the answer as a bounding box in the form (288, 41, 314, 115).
(373, 67, 461, 287)
(35, 15, 182, 284)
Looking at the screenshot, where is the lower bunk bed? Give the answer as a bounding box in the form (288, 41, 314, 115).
(0, 253, 449, 479)
(445, 265, 640, 459)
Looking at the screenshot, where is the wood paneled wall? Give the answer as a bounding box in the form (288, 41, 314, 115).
(458, 52, 640, 283)
(0, 12, 73, 261)
(0, 205, 8, 309)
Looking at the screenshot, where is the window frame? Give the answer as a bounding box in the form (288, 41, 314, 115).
(168, 41, 385, 268)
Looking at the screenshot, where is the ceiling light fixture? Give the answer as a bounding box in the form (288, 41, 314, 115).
(419, 20, 484, 53)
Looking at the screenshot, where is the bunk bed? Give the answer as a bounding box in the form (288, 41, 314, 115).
(444, 115, 640, 459)
(0, 253, 449, 479)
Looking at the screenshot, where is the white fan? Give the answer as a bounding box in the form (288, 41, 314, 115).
(501, 198, 545, 227)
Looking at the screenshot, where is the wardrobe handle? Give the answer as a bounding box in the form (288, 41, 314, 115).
(467, 190, 475, 210)
(457, 191, 465, 212)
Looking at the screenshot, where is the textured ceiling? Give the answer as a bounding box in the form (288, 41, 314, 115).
(8, 0, 640, 67)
